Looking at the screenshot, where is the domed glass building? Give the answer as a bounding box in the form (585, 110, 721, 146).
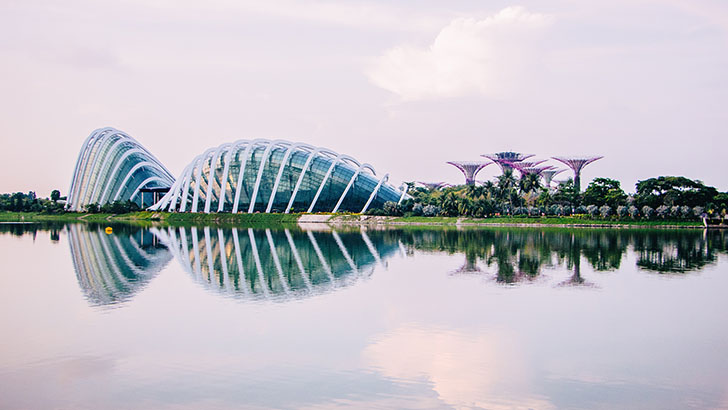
(151, 140, 405, 213)
(69, 129, 407, 213)
(67, 128, 174, 211)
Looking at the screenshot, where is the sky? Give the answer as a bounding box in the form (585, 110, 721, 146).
(1, 0, 727, 197)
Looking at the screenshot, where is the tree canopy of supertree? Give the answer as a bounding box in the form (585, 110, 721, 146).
(541, 169, 565, 187)
(418, 181, 449, 190)
(482, 152, 534, 173)
(517, 166, 554, 176)
(552, 156, 603, 192)
(446, 161, 491, 185)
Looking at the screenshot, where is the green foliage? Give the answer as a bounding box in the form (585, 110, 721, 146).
(583, 178, 627, 207)
(382, 201, 403, 216)
(635, 176, 718, 208)
(99, 200, 141, 214)
(0, 192, 65, 214)
(553, 179, 580, 206)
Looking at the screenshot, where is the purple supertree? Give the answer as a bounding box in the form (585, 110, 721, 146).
(482, 152, 534, 173)
(540, 169, 565, 188)
(552, 156, 603, 192)
(510, 160, 549, 175)
(446, 161, 491, 185)
(418, 181, 449, 190)
(517, 166, 554, 176)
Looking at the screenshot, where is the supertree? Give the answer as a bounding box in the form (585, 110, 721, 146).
(516, 166, 554, 176)
(482, 152, 534, 173)
(446, 161, 491, 185)
(510, 160, 550, 175)
(418, 181, 449, 190)
(541, 169, 565, 188)
(551, 156, 603, 192)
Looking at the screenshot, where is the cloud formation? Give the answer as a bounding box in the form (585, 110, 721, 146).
(366, 6, 552, 101)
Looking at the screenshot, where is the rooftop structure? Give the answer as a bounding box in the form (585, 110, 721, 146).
(541, 169, 565, 187)
(552, 156, 604, 192)
(482, 152, 534, 173)
(446, 161, 491, 185)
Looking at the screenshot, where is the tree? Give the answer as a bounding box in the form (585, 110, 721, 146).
(587, 205, 599, 218)
(583, 178, 627, 208)
(496, 169, 518, 212)
(382, 201, 402, 216)
(635, 176, 718, 208)
(50, 190, 61, 202)
(553, 179, 580, 207)
(519, 173, 542, 195)
(656, 205, 669, 219)
(599, 205, 612, 218)
(617, 205, 628, 218)
(423, 205, 440, 216)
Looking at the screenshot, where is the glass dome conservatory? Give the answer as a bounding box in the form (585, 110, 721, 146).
(68, 129, 407, 213)
(67, 128, 175, 211)
(150, 139, 406, 213)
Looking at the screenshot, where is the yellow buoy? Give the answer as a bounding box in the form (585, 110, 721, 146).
(105, 227, 113, 234)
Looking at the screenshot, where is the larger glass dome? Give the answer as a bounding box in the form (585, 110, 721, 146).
(151, 140, 406, 213)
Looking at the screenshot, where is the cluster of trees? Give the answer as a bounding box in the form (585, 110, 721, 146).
(0, 190, 140, 214)
(369, 171, 728, 220)
(0, 191, 65, 213)
(82, 201, 141, 214)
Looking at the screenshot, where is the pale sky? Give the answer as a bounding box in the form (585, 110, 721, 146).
(1, 0, 727, 197)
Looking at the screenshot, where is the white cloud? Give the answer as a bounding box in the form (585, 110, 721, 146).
(366, 6, 553, 101)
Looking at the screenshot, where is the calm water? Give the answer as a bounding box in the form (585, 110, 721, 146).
(1, 223, 727, 410)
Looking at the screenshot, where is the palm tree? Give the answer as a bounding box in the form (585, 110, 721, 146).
(519, 173, 542, 195)
(497, 169, 517, 212)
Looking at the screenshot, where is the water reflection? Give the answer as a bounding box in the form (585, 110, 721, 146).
(67, 224, 172, 306)
(399, 228, 727, 283)
(155, 226, 402, 300)
(2, 224, 725, 306)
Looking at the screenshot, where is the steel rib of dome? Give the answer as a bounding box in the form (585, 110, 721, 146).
(151, 139, 406, 213)
(67, 127, 174, 211)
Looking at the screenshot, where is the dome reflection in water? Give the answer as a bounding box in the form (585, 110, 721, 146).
(155, 226, 402, 300)
(67, 224, 172, 306)
(60, 224, 728, 306)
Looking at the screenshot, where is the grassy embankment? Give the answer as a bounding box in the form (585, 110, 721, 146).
(0, 211, 301, 225)
(387, 215, 702, 227)
(0, 211, 703, 227)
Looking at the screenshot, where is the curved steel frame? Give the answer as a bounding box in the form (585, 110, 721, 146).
(67, 128, 174, 211)
(153, 139, 407, 214)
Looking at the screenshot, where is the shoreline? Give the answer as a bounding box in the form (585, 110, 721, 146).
(0, 211, 716, 229)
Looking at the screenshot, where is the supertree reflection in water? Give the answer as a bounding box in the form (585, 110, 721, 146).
(398, 228, 728, 285)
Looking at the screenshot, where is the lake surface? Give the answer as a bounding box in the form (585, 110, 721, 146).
(1, 222, 727, 409)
